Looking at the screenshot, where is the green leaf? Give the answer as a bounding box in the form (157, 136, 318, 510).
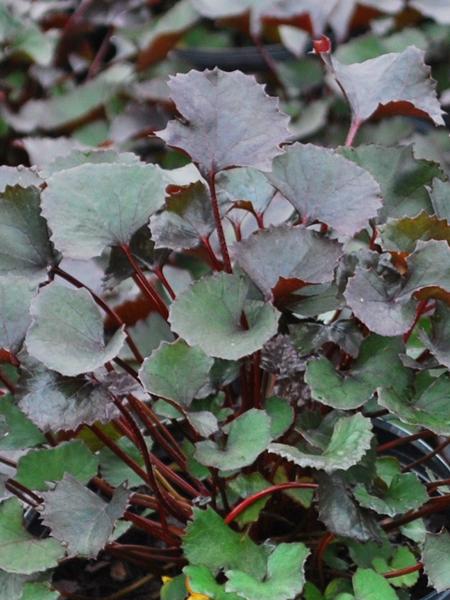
(269, 413, 373, 473)
(327, 46, 444, 126)
(290, 319, 363, 358)
(354, 472, 427, 517)
(183, 507, 266, 577)
(41, 149, 141, 178)
(42, 162, 165, 260)
(139, 339, 213, 406)
(169, 273, 280, 360)
(0, 166, 41, 192)
(269, 144, 381, 240)
(0, 395, 45, 450)
(225, 543, 310, 600)
(0, 186, 55, 282)
(353, 569, 399, 600)
(15, 441, 98, 491)
(18, 361, 119, 432)
(160, 574, 187, 600)
(150, 181, 215, 251)
(227, 473, 272, 525)
(429, 177, 450, 221)
(158, 68, 291, 173)
(217, 167, 275, 215)
(305, 336, 411, 410)
(0, 498, 65, 574)
(373, 547, 420, 588)
(0, 277, 35, 354)
(26, 284, 126, 376)
(99, 436, 146, 487)
(379, 211, 450, 253)
(422, 531, 450, 593)
(41, 474, 129, 558)
(318, 473, 382, 542)
(194, 409, 271, 470)
(339, 145, 442, 221)
(266, 396, 294, 439)
(184, 565, 242, 600)
(233, 226, 342, 296)
(378, 373, 450, 435)
(20, 582, 59, 600)
(419, 301, 450, 369)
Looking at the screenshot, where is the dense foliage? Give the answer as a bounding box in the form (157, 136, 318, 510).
(2, 1, 450, 599)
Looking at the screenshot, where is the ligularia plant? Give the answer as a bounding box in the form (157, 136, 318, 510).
(2, 31, 450, 600)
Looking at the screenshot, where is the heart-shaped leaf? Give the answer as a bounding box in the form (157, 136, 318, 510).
(139, 339, 213, 406)
(269, 413, 373, 473)
(42, 163, 165, 259)
(422, 531, 450, 593)
(41, 474, 129, 558)
(325, 46, 444, 126)
(150, 182, 215, 251)
(233, 226, 342, 296)
(183, 507, 266, 577)
(18, 361, 119, 432)
(158, 68, 290, 174)
(194, 409, 272, 470)
(269, 144, 382, 240)
(0, 277, 35, 354)
(26, 284, 126, 376)
(305, 336, 410, 410)
(169, 273, 280, 360)
(0, 186, 55, 282)
(0, 498, 65, 574)
(15, 441, 98, 491)
(340, 145, 442, 221)
(225, 543, 310, 600)
(378, 373, 450, 435)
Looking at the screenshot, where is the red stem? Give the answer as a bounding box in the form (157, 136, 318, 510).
(384, 562, 423, 579)
(201, 236, 222, 270)
(154, 266, 176, 300)
(403, 300, 430, 344)
(0, 369, 15, 394)
(377, 430, 434, 453)
(207, 172, 232, 273)
(225, 482, 318, 525)
(401, 437, 450, 473)
(345, 117, 362, 147)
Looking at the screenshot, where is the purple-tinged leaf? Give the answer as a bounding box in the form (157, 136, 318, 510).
(420, 301, 450, 369)
(41, 474, 129, 558)
(380, 211, 450, 253)
(0, 277, 35, 354)
(269, 144, 382, 240)
(429, 177, 450, 222)
(233, 226, 342, 297)
(158, 69, 290, 174)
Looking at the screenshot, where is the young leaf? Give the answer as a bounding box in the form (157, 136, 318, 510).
(0, 186, 55, 282)
(373, 547, 420, 588)
(158, 68, 290, 174)
(139, 339, 213, 406)
(15, 441, 98, 491)
(305, 336, 410, 410)
(225, 543, 310, 600)
(41, 474, 129, 558)
(345, 240, 450, 336)
(269, 144, 381, 240)
(183, 507, 266, 577)
(0, 498, 65, 574)
(269, 413, 373, 473)
(169, 273, 280, 360)
(378, 373, 450, 435)
(0, 277, 34, 353)
(354, 472, 428, 517)
(26, 284, 126, 376)
(233, 226, 342, 297)
(18, 362, 119, 432)
(326, 46, 444, 127)
(353, 568, 399, 600)
(422, 531, 450, 593)
(150, 182, 215, 251)
(318, 474, 382, 542)
(184, 565, 242, 600)
(42, 163, 165, 259)
(340, 145, 442, 221)
(194, 409, 272, 470)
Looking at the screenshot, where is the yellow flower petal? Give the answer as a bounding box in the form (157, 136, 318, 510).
(161, 576, 173, 584)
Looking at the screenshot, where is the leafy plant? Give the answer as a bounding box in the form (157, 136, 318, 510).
(1, 1, 450, 599)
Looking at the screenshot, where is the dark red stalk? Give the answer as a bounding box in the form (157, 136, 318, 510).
(377, 430, 434, 453)
(225, 482, 318, 525)
(427, 478, 450, 493)
(153, 266, 176, 300)
(0, 454, 16, 468)
(201, 236, 222, 269)
(0, 369, 15, 394)
(384, 562, 423, 579)
(86, 26, 113, 79)
(53, 266, 143, 363)
(401, 437, 450, 473)
(207, 171, 233, 273)
(123, 511, 181, 546)
(383, 494, 450, 531)
(344, 118, 362, 147)
(6, 478, 43, 506)
(403, 300, 431, 344)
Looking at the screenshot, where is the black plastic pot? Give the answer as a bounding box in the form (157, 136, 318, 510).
(173, 44, 292, 71)
(375, 419, 450, 600)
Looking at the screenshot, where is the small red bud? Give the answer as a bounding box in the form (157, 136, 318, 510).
(313, 35, 332, 54)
